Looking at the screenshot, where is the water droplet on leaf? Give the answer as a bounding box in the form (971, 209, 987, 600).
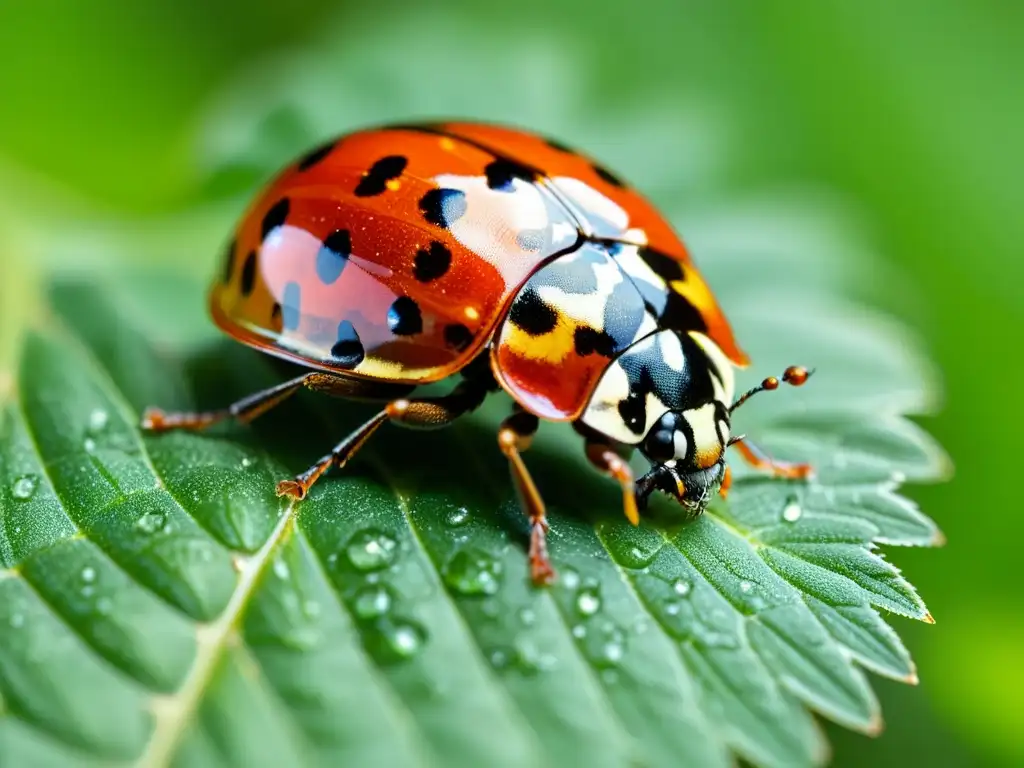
(134, 511, 167, 535)
(346, 529, 398, 571)
(88, 408, 108, 433)
(12, 475, 37, 500)
(379, 619, 426, 660)
(354, 584, 393, 619)
(445, 507, 470, 527)
(443, 548, 502, 596)
(740, 580, 753, 593)
(672, 578, 692, 596)
(517, 607, 536, 626)
(576, 585, 602, 616)
(272, 557, 290, 580)
(782, 498, 802, 522)
(81, 567, 96, 583)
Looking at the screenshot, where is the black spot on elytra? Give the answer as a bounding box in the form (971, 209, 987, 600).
(354, 155, 408, 197)
(387, 296, 422, 335)
(296, 140, 336, 171)
(317, 229, 351, 285)
(660, 292, 708, 335)
(281, 282, 301, 331)
(545, 136, 575, 153)
(593, 163, 625, 188)
(330, 321, 364, 368)
(484, 159, 536, 191)
(240, 251, 257, 296)
(444, 323, 473, 351)
(638, 246, 685, 282)
(509, 288, 558, 336)
(261, 198, 290, 241)
(413, 241, 452, 282)
(573, 327, 617, 358)
(222, 238, 236, 283)
(419, 188, 467, 228)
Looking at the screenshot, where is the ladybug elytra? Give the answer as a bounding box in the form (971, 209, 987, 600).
(143, 122, 812, 584)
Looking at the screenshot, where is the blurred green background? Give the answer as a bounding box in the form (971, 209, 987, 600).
(0, 1, 1020, 765)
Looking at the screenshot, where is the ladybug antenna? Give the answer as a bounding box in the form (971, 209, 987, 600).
(730, 365, 814, 415)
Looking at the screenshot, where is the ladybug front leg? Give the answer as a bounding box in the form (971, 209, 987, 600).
(497, 410, 554, 586)
(584, 441, 640, 526)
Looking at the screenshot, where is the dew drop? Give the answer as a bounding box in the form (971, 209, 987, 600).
(560, 567, 580, 591)
(572, 624, 587, 639)
(740, 580, 753, 593)
(96, 597, 114, 616)
(664, 599, 682, 616)
(443, 548, 503, 596)
(240, 456, 255, 468)
(272, 557, 290, 580)
(9, 613, 24, 628)
(445, 507, 471, 527)
(489, 648, 510, 670)
(380, 620, 426, 660)
(346, 529, 398, 571)
(134, 511, 167, 535)
(672, 578, 692, 596)
(481, 598, 499, 619)
(782, 499, 802, 522)
(81, 566, 96, 583)
(576, 584, 602, 616)
(88, 408, 109, 433)
(81, 585, 95, 598)
(517, 607, 536, 626)
(12, 475, 38, 500)
(303, 600, 321, 618)
(84, 437, 97, 453)
(354, 584, 393, 619)
(579, 619, 627, 668)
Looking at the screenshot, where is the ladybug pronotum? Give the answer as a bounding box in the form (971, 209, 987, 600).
(143, 122, 813, 584)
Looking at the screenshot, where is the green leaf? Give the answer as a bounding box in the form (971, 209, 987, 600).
(0, 8, 948, 768)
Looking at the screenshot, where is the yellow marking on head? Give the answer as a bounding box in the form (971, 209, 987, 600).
(385, 179, 402, 192)
(439, 137, 456, 151)
(464, 306, 480, 321)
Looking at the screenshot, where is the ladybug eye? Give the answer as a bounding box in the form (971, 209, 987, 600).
(643, 428, 675, 463)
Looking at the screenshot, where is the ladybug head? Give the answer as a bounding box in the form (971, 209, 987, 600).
(636, 410, 728, 515)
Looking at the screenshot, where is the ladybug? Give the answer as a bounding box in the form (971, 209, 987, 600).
(142, 122, 812, 584)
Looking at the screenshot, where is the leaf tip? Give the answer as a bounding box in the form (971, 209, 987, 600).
(904, 670, 920, 686)
(922, 612, 936, 625)
(866, 712, 885, 737)
(929, 527, 947, 547)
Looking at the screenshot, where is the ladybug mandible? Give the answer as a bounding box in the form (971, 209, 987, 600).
(142, 122, 812, 584)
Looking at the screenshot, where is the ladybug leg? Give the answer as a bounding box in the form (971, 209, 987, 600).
(719, 465, 733, 499)
(142, 374, 312, 432)
(497, 410, 554, 586)
(584, 441, 640, 526)
(730, 437, 813, 481)
(141, 373, 412, 432)
(276, 375, 493, 500)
